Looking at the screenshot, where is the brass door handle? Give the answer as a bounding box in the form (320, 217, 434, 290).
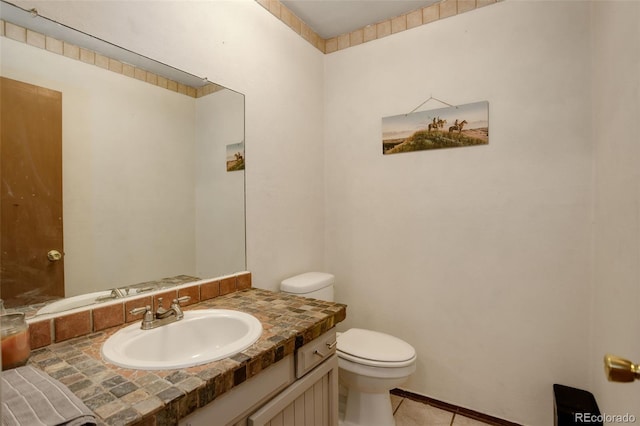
(604, 354, 640, 382)
(47, 250, 63, 262)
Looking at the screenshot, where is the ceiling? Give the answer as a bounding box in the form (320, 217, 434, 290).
(280, 0, 440, 39)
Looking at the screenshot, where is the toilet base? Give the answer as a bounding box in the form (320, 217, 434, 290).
(341, 389, 395, 426)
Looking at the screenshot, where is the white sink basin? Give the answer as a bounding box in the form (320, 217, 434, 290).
(101, 309, 262, 370)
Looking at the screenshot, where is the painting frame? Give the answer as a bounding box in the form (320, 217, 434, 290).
(226, 141, 245, 172)
(382, 101, 489, 155)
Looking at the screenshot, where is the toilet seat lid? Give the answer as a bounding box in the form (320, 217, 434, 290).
(337, 328, 416, 365)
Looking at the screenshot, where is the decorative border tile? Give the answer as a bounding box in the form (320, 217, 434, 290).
(0, 20, 224, 98)
(93, 304, 125, 332)
(29, 320, 53, 349)
(256, 0, 502, 54)
(54, 310, 92, 342)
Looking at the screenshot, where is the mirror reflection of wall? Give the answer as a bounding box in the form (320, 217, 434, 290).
(0, 13, 245, 310)
(195, 90, 246, 279)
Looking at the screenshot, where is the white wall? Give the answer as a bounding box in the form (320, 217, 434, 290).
(590, 0, 640, 420)
(324, 2, 593, 424)
(195, 88, 246, 277)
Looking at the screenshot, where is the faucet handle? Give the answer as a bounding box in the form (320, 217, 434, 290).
(173, 296, 191, 305)
(129, 305, 155, 329)
(129, 305, 151, 316)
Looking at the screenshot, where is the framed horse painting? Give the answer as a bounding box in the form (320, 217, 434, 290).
(226, 141, 245, 171)
(382, 101, 488, 155)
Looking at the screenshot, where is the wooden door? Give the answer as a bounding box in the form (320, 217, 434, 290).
(1, 77, 64, 307)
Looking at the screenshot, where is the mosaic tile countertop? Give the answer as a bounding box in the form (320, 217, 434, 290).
(26, 288, 347, 426)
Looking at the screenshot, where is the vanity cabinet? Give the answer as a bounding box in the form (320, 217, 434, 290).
(179, 329, 338, 426)
(247, 353, 337, 426)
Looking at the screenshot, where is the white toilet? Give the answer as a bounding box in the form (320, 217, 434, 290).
(281, 272, 417, 426)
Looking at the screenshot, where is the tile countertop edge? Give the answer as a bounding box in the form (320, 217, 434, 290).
(25, 288, 347, 426)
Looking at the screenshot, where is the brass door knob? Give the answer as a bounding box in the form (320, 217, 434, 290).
(604, 354, 640, 382)
(47, 250, 63, 262)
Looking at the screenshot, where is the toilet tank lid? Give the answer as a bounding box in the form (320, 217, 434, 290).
(281, 272, 335, 293)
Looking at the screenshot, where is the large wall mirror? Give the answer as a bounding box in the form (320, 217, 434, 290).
(0, 1, 246, 316)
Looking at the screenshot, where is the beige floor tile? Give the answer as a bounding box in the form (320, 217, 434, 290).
(395, 399, 454, 426)
(453, 414, 492, 425)
(391, 394, 403, 413)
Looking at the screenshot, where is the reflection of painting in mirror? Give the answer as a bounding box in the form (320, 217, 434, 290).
(226, 142, 246, 172)
(382, 101, 489, 155)
(0, 12, 245, 312)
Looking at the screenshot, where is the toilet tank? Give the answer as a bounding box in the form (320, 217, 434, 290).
(280, 272, 335, 302)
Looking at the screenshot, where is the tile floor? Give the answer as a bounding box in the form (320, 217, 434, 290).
(339, 386, 494, 426)
(390, 394, 493, 426)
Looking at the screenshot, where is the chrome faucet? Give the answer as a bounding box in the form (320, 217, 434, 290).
(156, 297, 188, 320)
(129, 296, 190, 330)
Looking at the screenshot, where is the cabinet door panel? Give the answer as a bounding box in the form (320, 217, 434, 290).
(293, 393, 305, 424)
(249, 355, 338, 426)
(282, 404, 295, 425)
(304, 387, 315, 424)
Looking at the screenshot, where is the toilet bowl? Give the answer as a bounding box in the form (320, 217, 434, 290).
(281, 272, 417, 426)
(337, 328, 416, 426)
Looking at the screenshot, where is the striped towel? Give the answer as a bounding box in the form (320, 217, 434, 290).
(1, 366, 96, 426)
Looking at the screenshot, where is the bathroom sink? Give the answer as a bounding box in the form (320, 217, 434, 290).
(101, 309, 262, 370)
